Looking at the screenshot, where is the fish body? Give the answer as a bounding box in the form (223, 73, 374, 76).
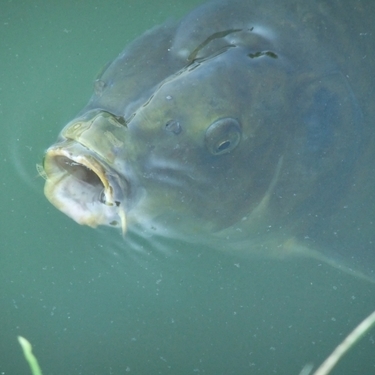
(43, 0, 375, 279)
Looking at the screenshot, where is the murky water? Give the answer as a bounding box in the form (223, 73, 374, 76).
(1, 1, 375, 374)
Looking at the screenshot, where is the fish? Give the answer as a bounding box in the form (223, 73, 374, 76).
(42, 0, 375, 280)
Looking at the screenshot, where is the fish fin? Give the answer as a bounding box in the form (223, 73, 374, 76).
(282, 238, 375, 284)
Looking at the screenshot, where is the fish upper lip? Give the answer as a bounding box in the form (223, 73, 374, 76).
(43, 141, 127, 233)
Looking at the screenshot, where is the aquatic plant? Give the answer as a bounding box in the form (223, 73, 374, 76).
(17, 311, 375, 375)
(17, 336, 42, 375)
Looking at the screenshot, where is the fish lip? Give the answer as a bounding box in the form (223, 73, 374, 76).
(43, 142, 127, 233)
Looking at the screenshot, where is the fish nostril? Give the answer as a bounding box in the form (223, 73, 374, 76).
(165, 120, 182, 135)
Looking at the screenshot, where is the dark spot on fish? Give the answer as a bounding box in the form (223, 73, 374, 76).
(248, 51, 278, 59)
(188, 28, 242, 61)
(114, 115, 127, 126)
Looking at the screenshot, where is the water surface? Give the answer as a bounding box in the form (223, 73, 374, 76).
(1, 1, 375, 374)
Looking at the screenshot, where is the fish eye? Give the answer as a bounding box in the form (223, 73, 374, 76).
(205, 118, 242, 155)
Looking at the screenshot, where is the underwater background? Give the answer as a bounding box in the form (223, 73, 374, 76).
(1, 0, 375, 374)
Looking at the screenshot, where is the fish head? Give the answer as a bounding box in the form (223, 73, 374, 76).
(43, 46, 291, 238)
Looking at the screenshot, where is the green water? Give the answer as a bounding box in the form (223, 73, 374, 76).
(1, 1, 375, 374)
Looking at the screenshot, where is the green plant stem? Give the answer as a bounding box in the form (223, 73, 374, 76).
(18, 336, 43, 375)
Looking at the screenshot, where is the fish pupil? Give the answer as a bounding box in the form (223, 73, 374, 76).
(217, 140, 230, 152)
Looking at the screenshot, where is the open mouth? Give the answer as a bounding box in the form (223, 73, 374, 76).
(43, 142, 127, 233)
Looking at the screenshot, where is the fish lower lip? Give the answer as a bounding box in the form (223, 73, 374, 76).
(43, 142, 127, 232)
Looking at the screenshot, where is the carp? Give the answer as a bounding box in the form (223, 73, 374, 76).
(42, 0, 375, 280)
